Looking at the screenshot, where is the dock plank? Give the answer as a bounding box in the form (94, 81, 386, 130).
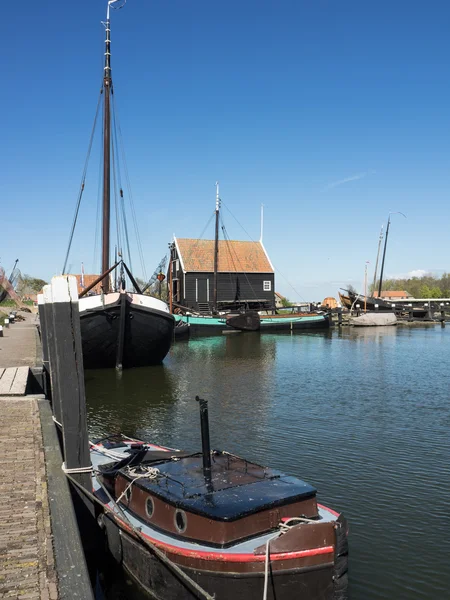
(0, 368, 5, 381)
(9, 366, 29, 396)
(0, 368, 17, 395)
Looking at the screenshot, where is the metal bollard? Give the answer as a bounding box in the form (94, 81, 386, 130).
(4, 318, 9, 328)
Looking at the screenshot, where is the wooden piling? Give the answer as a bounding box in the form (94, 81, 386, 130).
(37, 293, 49, 365)
(50, 275, 91, 492)
(42, 285, 62, 425)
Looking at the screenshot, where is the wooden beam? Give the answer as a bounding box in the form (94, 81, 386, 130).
(43, 285, 62, 425)
(50, 275, 91, 492)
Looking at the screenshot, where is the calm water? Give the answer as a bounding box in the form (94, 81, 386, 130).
(87, 325, 450, 600)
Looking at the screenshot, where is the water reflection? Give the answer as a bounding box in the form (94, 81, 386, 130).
(86, 365, 177, 440)
(87, 327, 450, 600)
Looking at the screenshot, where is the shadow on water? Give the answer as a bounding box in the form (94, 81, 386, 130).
(85, 365, 177, 441)
(86, 327, 450, 599)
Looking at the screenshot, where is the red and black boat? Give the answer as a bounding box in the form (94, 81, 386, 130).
(90, 398, 349, 600)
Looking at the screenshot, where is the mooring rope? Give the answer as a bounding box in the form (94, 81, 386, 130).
(115, 465, 160, 504)
(262, 516, 317, 600)
(52, 415, 62, 427)
(89, 473, 215, 600)
(62, 463, 93, 474)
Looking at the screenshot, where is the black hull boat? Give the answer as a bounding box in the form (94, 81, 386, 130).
(339, 289, 428, 319)
(79, 292, 174, 369)
(61, 2, 175, 369)
(91, 432, 348, 600)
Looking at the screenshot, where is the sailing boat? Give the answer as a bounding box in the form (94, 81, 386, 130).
(65, 1, 174, 369)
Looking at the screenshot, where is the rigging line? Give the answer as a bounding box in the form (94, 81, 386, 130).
(221, 200, 256, 244)
(113, 96, 146, 281)
(111, 96, 132, 271)
(270, 265, 308, 304)
(221, 201, 308, 304)
(62, 91, 102, 274)
(217, 213, 240, 293)
(220, 214, 259, 301)
(178, 211, 216, 276)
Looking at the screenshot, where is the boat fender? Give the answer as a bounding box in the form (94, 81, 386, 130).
(332, 514, 349, 600)
(104, 515, 123, 564)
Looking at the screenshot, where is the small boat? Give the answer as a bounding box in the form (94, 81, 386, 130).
(226, 310, 261, 331)
(88, 398, 348, 600)
(259, 311, 330, 331)
(63, 1, 174, 369)
(350, 312, 397, 327)
(173, 313, 238, 337)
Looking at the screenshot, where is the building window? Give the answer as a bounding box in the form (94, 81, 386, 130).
(263, 281, 271, 292)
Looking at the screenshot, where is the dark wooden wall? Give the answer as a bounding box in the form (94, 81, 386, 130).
(180, 272, 275, 310)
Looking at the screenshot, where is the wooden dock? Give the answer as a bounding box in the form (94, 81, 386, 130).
(0, 304, 94, 599)
(0, 396, 58, 599)
(0, 367, 29, 396)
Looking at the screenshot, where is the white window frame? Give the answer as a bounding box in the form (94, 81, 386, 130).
(263, 280, 271, 292)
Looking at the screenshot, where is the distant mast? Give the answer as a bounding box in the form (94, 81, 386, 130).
(259, 204, 264, 243)
(213, 182, 220, 314)
(372, 225, 384, 294)
(377, 212, 406, 299)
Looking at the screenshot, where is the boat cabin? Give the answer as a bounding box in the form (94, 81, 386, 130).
(169, 238, 275, 313)
(99, 447, 318, 548)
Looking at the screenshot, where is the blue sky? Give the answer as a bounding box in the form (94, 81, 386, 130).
(1, 0, 449, 301)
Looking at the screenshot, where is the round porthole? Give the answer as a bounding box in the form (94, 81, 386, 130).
(174, 509, 187, 533)
(145, 497, 154, 519)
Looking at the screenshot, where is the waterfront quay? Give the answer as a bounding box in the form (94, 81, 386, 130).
(1, 300, 449, 600)
(0, 309, 92, 600)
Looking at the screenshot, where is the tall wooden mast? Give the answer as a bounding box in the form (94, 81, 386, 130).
(372, 225, 384, 294)
(101, 1, 116, 292)
(213, 182, 220, 313)
(377, 212, 406, 299)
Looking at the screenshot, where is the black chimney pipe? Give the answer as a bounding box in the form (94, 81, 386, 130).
(196, 396, 212, 475)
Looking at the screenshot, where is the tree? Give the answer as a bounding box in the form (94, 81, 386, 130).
(419, 284, 431, 298)
(280, 296, 293, 307)
(16, 274, 48, 296)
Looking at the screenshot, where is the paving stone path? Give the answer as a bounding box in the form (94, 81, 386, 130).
(0, 398, 58, 599)
(0, 311, 39, 369)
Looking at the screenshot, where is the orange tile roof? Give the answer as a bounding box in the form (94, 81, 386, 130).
(373, 290, 411, 298)
(175, 239, 273, 273)
(69, 274, 103, 295)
